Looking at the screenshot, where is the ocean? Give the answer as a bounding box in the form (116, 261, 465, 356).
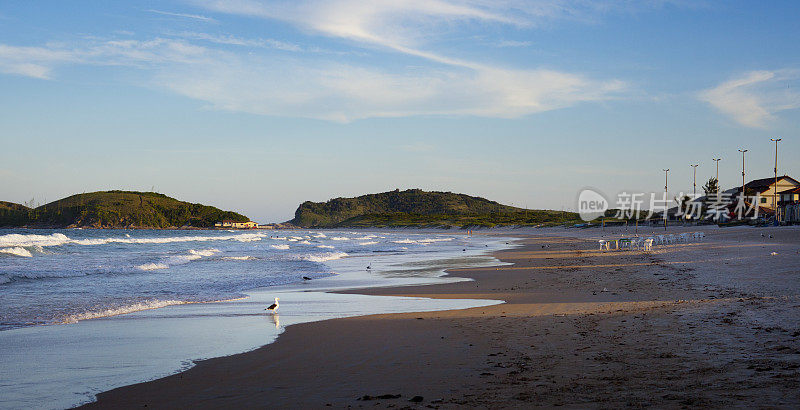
(0, 228, 511, 408)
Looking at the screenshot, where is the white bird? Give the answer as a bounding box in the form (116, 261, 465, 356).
(265, 297, 279, 313)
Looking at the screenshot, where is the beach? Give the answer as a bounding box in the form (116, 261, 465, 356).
(84, 226, 800, 408)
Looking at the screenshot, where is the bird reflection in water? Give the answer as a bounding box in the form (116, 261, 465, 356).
(270, 313, 281, 329)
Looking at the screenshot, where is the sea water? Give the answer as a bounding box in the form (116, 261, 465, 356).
(0, 228, 512, 409)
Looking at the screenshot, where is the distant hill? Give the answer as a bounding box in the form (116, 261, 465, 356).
(0, 191, 250, 229)
(291, 189, 581, 228)
(0, 201, 31, 227)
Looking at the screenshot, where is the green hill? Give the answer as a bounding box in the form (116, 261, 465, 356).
(0, 201, 31, 227)
(1, 191, 250, 229)
(291, 189, 581, 228)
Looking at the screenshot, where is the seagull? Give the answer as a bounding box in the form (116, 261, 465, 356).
(366, 264, 372, 270)
(265, 297, 279, 313)
(302, 276, 312, 281)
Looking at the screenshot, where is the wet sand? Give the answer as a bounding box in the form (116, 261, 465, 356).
(85, 226, 800, 408)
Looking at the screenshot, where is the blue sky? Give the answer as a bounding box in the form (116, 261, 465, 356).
(1, 0, 798, 222)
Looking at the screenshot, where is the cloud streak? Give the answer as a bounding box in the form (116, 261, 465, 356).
(147, 9, 217, 23)
(699, 70, 800, 128)
(0, 1, 643, 121)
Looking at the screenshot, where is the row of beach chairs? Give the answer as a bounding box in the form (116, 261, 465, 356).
(599, 232, 705, 252)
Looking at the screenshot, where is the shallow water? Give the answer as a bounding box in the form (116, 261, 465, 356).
(0, 228, 512, 409)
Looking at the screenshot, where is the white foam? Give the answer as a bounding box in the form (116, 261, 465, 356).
(331, 237, 349, 241)
(221, 256, 256, 261)
(316, 245, 335, 249)
(358, 241, 379, 246)
(0, 233, 70, 247)
(312, 233, 327, 238)
(58, 299, 188, 324)
(298, 240, 312, 245)
(136, 263, 169, 271)
(419, 237, 455, 243)
(271, 244, 290, 250)
(0, 232, 269, 248)
(301, 251, 349, 262)
(392, 237, 455, 245)
(188, 248, 220, 257)
(165, 248, 219, 265)
(354, 235, 377, 240)
(0, 247, 33, 257)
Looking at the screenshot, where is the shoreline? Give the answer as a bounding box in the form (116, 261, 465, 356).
(1, 228, 513, 409)
(86, 226, 800, 408)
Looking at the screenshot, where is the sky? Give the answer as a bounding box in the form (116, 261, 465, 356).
(1, 0, 798, 222)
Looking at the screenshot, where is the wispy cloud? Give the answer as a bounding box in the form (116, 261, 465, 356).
(177, 32, 301, 51)
(146, 9, 216, 23)
(699, 70, 800, 128)
(0, 1, 660, 121)
(0, 44, 77, 79)
(0, 39, 215, 79)
(496, 40, 532, 48)
(176, 0, 630, 120)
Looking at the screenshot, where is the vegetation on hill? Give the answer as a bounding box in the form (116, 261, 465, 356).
(291, 189, 584, 228)
(0, 201, 31, 227)
(0, 191, 249, 228)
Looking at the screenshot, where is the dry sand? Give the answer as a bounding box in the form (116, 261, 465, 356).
(85, 226, 800, 408)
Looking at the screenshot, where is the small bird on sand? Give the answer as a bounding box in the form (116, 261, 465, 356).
(265, 297, 279, 313)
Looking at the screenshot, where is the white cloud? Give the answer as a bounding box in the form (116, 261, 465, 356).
(173, 0, 629, 120)
(1, 0, 648, 121)
(0, 39, 216, 79)
(147, 9, 217, 23)
(153, 54, 623, 122)
(699, 70, 800, 128)
(176, 32, 302, 51)
(496, 40, 532, 48)
(0, 44, 77, 79)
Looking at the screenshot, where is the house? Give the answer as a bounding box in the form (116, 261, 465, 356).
(214, 220, 258, 229)
(778, 187, 800, 223)
(739, 175, 800, 210)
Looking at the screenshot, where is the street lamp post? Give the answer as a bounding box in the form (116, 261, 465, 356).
(771, 138, 782, 225)
(738, 149, 748, 219)
(712, 158, 721, 183)
(663, 168, 670, 231)
(691, 164, 699, 197)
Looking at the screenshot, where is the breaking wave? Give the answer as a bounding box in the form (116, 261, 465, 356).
(221, 256, 257, 261)
(0, 232, 267, 249)
(300, 251, 349, 262)
(136, 263, 169, 271)
(271, 244, 290, 250)
(0, 247, 33, 257)
(57, 299, 189, 324)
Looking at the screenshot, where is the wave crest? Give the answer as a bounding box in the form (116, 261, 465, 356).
(0, 247, 33, 257)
